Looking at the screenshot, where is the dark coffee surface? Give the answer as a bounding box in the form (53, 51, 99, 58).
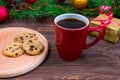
(57, 18, 86, 29)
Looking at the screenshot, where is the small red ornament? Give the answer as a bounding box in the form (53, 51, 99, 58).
(26, 0, 39, 4)
(0, 6, 8, 23)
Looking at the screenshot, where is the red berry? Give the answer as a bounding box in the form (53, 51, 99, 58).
(26, 0, 38, 4)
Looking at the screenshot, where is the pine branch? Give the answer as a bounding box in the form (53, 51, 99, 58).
(88, 0, 104, 8)
(82, 0, 120, 18)
(9, 0, 77, 19)
(1, 0, 120, 19)
(81, 8, 99, 17)
(0, 0, 6, 6)
(113, 8, 120, 18)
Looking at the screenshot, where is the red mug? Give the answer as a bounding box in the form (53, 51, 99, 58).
(54, 13, 102, 61)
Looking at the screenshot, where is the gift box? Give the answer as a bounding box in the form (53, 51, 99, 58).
(90, 14, 120, 43)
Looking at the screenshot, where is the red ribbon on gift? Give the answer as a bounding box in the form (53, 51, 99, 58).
(93, 6, 120, 39)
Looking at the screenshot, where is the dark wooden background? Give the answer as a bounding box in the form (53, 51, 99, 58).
(0, 18, 120, 80)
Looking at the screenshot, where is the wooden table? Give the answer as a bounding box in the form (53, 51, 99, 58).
(0, 19, 120, 80)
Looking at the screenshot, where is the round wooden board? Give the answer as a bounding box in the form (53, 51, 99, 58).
(0, 27, 48, 78)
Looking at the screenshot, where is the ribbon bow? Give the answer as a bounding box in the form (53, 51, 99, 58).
(98, 6, 113, 29)
(93, 6, 115, 39)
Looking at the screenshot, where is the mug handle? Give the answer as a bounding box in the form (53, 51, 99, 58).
(84, 27, 103, 49)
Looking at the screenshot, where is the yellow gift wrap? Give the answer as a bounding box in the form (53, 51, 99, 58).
(90, 14, 120, 43)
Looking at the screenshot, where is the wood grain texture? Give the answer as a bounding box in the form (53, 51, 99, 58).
(0, 19, 120, 80)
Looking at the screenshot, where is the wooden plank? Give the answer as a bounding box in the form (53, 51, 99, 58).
(0, 19, 120, 79)
(7, 66, 120, 80)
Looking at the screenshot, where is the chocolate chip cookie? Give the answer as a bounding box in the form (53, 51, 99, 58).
(3, 42, 24, 58)
(22, 39, 44, 56)
(14, 32, 38, 43)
